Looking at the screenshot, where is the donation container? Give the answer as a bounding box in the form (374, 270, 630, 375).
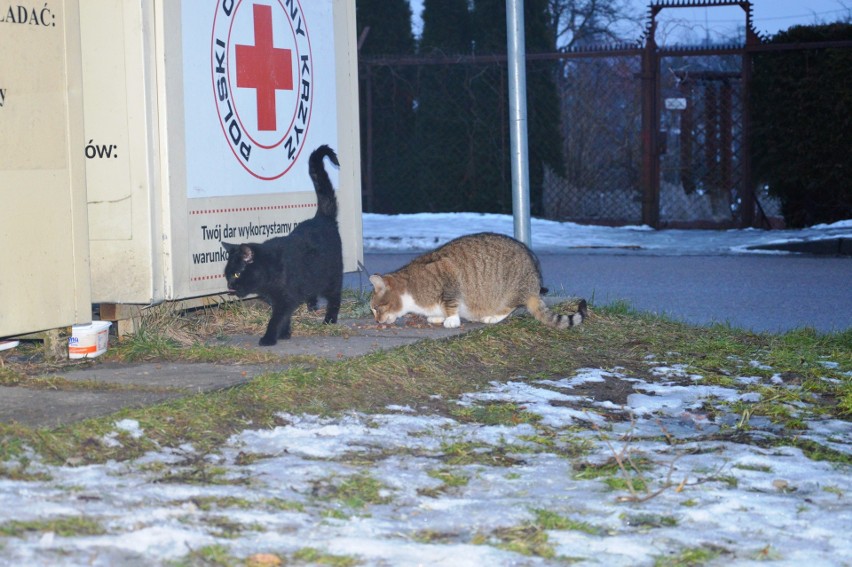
(0, 1, 93, 337)
(80, 0, 363, 305)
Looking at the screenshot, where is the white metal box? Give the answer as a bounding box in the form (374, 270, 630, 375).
(81, 0, 363, 304)
(0, 0, 93, 337)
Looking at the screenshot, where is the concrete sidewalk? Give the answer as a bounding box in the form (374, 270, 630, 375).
(0, 317, 486, 429)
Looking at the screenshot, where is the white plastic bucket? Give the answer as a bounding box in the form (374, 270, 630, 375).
(68, 321, 112, 359)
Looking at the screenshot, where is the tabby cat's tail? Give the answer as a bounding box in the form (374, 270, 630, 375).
(309, 145, 339, 219)
(526, 297, 587, 329)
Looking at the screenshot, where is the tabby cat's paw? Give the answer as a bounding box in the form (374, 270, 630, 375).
(443, 315, 461, 328)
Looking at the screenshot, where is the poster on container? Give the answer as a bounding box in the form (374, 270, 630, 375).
(80, 0, 361, 304)
(180, 0, 350, 293)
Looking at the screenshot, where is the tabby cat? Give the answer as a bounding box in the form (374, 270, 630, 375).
(369, 232, 587, 329)
(222, 145, 343, 346)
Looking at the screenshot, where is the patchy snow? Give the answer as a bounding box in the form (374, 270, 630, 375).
(362, 212, 852, 255)
(1, 213, 849, 563)
(1, 363, 849, 566)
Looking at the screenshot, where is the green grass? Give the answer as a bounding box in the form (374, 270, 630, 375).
(0, 516, 105, 538)
(621, 513, 678, 529)
(169, 540, 358, 566)
(773, 437, 852, 465)
(732, 463, 772, 473)
(451, 402, 542, 426)
(476, 507, 606, 560)
(313, 472, 390, 511)
(573, 455, 655, 485)
(419, 468, 470, 497)
(439, 440, 526, 467)
(480, 524, 557, 559)
(654, 545, 722, 566)
(0, 457, 51, 482)
(0, 300, 848, 565)
(0, 300, 848, 471)
(199, 516, 265, 539)
(169, 544, 235, 567)
(532, 509, 603, 536)
(291, 547, 359, 566)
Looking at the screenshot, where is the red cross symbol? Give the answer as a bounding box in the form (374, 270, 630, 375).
(235, 4, 294, 132)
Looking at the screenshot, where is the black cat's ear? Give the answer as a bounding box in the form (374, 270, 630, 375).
(240, 244, 254, 264)
(222, 242, 238, 256)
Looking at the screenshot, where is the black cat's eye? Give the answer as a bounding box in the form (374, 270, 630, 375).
(233, 273, 241, 279)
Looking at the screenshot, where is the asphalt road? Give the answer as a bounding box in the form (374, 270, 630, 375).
(347, 252, 852, 334)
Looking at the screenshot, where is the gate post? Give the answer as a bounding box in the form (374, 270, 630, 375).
(363, 63, 375, 213)
(740, 18, 760, 228)
(640, 22, 661, 228)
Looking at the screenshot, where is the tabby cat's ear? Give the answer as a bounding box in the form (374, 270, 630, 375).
(369, 274, 386, 293)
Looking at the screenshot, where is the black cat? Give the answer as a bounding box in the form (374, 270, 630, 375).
(222, 145, 343, 346)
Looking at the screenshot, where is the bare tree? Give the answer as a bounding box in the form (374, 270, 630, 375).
(547, 0, 641, 50)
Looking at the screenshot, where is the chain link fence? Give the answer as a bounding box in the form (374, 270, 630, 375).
(359, 47, 789, 226)
(544, 53, 643, 224)
(657, 53, 781, 225)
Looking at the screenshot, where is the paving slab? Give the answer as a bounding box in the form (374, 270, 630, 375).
(0, 316, 488, 429)
(220, 318, 486, 359)
(0, 388, 182, 429)
(57, 362, 273, 391)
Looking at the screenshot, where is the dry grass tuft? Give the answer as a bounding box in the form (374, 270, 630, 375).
(1, 299, 849, 469)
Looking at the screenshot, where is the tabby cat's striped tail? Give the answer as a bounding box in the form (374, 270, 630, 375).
(526, 297, 587, 329)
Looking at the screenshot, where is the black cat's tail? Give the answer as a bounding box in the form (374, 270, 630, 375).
(309, 145, 339, 219)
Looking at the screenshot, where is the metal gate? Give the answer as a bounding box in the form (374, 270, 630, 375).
(358, 1, 847, 228)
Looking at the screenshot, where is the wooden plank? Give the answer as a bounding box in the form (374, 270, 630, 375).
(99, 295, 233, 337)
